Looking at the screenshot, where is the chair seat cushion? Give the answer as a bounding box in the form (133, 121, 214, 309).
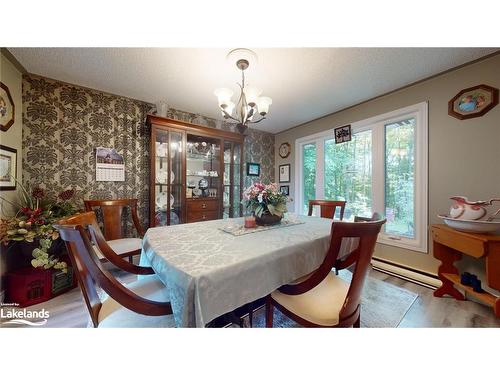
(108, 238, 142, 255)
(97, 275, 175, 328)
(271, 271, 350, 326)
(92, 238, 142, 259)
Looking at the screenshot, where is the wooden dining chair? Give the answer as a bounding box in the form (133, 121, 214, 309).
(59, 212, 154, 275)
(265, 217, 386, 328)
(54, 223, 174, 328)
(354, 212, 382, 223)
(84, 199, 145, 263)
(308, 199, 346, 220)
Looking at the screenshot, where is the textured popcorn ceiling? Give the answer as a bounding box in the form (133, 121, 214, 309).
(9, 47, 498, 133)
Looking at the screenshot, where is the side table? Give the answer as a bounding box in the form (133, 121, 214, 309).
(431, 224, 500, 318)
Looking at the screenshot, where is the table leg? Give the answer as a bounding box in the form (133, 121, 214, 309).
(433, 241, 465, 301)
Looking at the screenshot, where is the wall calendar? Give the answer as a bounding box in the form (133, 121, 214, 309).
(96, 147, 125, 182)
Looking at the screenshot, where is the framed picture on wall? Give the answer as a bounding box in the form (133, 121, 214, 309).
(334, 124, 352, 144)
(0, 82, 16, 132)
(280, 185, 289, 196)
(279, 164, 290, 183)
(247, 162, 260, 176)
(0, 144, 17, 190)
(448, 84, 499, 120)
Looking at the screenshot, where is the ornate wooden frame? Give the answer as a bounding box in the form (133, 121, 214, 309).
(0, 82, 15, 132)
(448, 84, 499, 120)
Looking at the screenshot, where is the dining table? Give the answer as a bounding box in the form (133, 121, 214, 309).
(139, 214, 356, 327)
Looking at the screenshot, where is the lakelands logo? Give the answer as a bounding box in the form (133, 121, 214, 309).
(0, 303, 50, 326)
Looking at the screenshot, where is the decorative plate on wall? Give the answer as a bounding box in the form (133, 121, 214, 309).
(448, 84, 499, 120)
(0, 82, 15, 132)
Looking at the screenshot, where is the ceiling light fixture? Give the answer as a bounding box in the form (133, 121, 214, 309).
(214, 49, 272, 134)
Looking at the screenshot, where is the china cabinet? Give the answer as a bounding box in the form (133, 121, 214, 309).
(148, 115, 244, 227)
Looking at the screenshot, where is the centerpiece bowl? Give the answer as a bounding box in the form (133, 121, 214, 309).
(255, 213, 282, 226)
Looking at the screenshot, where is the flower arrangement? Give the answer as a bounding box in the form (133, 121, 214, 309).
(0, 183, 78, 272)
(242, 182, 288, 219)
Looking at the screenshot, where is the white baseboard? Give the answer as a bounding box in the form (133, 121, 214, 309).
(371, 259, 441, 289)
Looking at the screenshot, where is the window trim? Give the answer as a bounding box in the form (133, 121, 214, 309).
(294, 102, 428, 253)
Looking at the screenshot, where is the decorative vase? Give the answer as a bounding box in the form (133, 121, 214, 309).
(255, 213, 282, 226)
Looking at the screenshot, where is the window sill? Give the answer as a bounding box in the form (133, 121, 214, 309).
(377, 236, 428, 254)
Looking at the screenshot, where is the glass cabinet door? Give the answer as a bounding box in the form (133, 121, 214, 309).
(232, 143, 242, 217)
(223, 140, 243, 218)
(152, 127, 184, 227)
(186, 134, 221, 201)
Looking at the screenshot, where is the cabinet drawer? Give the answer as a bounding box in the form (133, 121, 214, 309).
(187, 199, 218, 211)
(187, 210, 219, 223)
(432, 226, 486, 258)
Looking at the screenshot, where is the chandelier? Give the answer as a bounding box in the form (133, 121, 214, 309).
(214, 49, 272, 134)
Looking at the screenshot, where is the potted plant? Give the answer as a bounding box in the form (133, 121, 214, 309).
(0, 184, 78, 273)
(242, 182, 288, 226)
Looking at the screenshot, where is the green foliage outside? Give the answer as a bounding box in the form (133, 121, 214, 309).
(385, 120, 415, 238)
(302, 119, 415, 238)
(302, 143, 316, 213)
(324, 131, 372, 219)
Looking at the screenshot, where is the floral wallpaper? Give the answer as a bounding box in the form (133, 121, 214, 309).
(22, 74, 274, 228)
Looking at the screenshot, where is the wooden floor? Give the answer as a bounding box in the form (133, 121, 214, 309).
(371, 271, 500, 328)
(3, 261, 500, 328)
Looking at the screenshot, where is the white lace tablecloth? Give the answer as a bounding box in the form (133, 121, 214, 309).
(140, 215, 350, 327)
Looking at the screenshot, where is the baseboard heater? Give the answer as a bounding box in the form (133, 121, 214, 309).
(371, 257, 441, 289)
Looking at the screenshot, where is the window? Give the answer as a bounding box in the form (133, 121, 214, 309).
(324, 130, 372, 219)
(295, 102, 428, 252)
(302, 143, 317, 213)
(385, 119, 415, 239)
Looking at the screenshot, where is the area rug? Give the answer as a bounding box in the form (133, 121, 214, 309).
(250, 270, 419, 328)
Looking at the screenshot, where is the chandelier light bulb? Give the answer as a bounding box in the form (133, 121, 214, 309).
(223, 101, 235, 117)
(214, 88, 234, 107)
(256, 96, 272, 115)
(243, 86, 262, 106)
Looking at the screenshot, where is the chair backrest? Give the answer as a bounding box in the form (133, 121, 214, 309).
(54, 223, 171, 327)
(308, 199, 346, 220)
(59, 212, 152, 274)
(54, 223, 104, 327)
(354, 212, 382, 223)
(84, 199, 145, 240)
(279, 217, 385, 325)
